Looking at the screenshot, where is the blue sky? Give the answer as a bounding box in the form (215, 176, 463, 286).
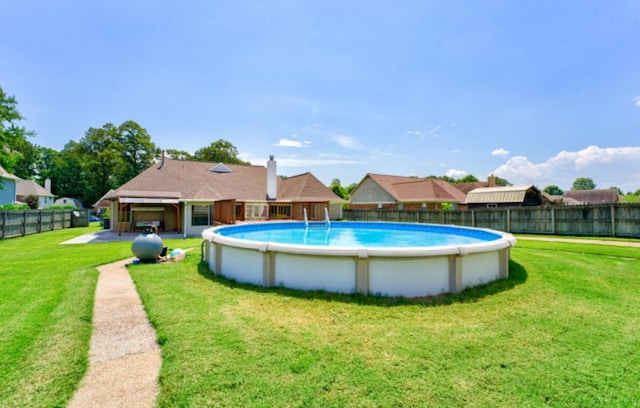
(2, 1, 640, 192)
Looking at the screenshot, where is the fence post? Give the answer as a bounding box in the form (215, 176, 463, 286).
(506, 208, 511, 232)
(22, 211, 27, 236)
(611, 205, 615, 237)
(551, 207, 555, 235)
(1, 211, 5, 239)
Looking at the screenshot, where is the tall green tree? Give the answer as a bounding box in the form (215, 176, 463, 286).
(115, 121, 160, 183)
(328, 178, 357, 200)
(54, 141, 89, 202)
(610, 186, 623, 196)
(544, 185, 563, 195)
(329, 178, 348, 199)
(193, 139, 249, 164)
(33, 146, 60, 186)
(56, 121, 159, 207)
(571, 177, 596, 190)
(79, 123, 121, 205)
(425, 175, 456, 183)
(165, 149, 193, 160)
(0, 86, 35, 175)
(494, 176, 510, 186)
(458, 174, 479, 183)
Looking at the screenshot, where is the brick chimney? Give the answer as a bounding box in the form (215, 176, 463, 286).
(488, 174, 497, 187)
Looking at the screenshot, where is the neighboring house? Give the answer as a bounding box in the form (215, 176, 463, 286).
(54, 197, 84, 208)
(349, 173, 467, 210)
(462, 185, 543, 209)
(0, 165, 20, 206)
(16, 179, 55, 208)
(562, 189, 621, 205)
(103, 156, 344, 236)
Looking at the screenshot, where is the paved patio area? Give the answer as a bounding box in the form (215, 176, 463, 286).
(61, 229, 187, 244)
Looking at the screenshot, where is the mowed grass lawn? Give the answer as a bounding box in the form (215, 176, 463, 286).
(2, 226, 640, 407)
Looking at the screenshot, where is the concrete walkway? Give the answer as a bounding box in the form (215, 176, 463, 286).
(68, 258, 161, 408)
(61, 230, 185, 244)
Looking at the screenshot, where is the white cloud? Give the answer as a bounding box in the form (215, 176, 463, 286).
(275, 157, 362, 167)
(445, 169, 468, 179)
(241, 153, 361, 168)
(408, 124, 447, 138)
(274, 138, 310, 148)
(492, 145, 640, 189)
(332, 135, 362, 149)
(491, 147, 509, 156)
(633, 96, 640, 107)
(424, 125, 442, 136)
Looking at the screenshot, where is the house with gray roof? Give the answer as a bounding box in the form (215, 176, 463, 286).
(104, 156, 343, 236)
(562, 189, 621, 205)
(349, 173, 467, 210)
(16, 179, 55, 208)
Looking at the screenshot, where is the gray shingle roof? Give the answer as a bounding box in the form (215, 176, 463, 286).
(106, 158, 342, 203)
(562, 189, 620, 204)
(362, 174, 467, 203)
(16, 179, 55, 197)
(279, 172, 343, 202)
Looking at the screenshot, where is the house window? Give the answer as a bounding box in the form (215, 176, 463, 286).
(192, 205, 212, 226)
(309, 203, 324, 219)
(245, 203, 268, 220)
(487, 203, 498, 209)
(269, 204, 291, 219)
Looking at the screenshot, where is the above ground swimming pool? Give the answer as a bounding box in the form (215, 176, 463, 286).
(202, 221, 516, 298)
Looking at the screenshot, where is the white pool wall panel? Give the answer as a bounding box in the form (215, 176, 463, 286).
(220, 246, 264, 286)
(368, 257, 450, 297)
(461, 252, 499, 288)
(275, 254, 356, 293)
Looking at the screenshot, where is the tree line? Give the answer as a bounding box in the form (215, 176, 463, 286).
(1, 86, 247, 208)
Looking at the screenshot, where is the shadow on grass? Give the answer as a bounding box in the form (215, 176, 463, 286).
(196, 259, 528, 308)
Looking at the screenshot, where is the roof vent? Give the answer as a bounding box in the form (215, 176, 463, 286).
(209, 163, 233, 173)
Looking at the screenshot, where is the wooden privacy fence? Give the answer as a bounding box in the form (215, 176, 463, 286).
(0, 209, 89, 240)
(343, 204, 640, 238)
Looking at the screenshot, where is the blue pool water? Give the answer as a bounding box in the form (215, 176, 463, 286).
(215, 221, 501, 248)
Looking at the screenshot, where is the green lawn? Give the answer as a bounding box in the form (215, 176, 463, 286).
(1, 228, 640, 407)
(0, 225, 199, 407)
